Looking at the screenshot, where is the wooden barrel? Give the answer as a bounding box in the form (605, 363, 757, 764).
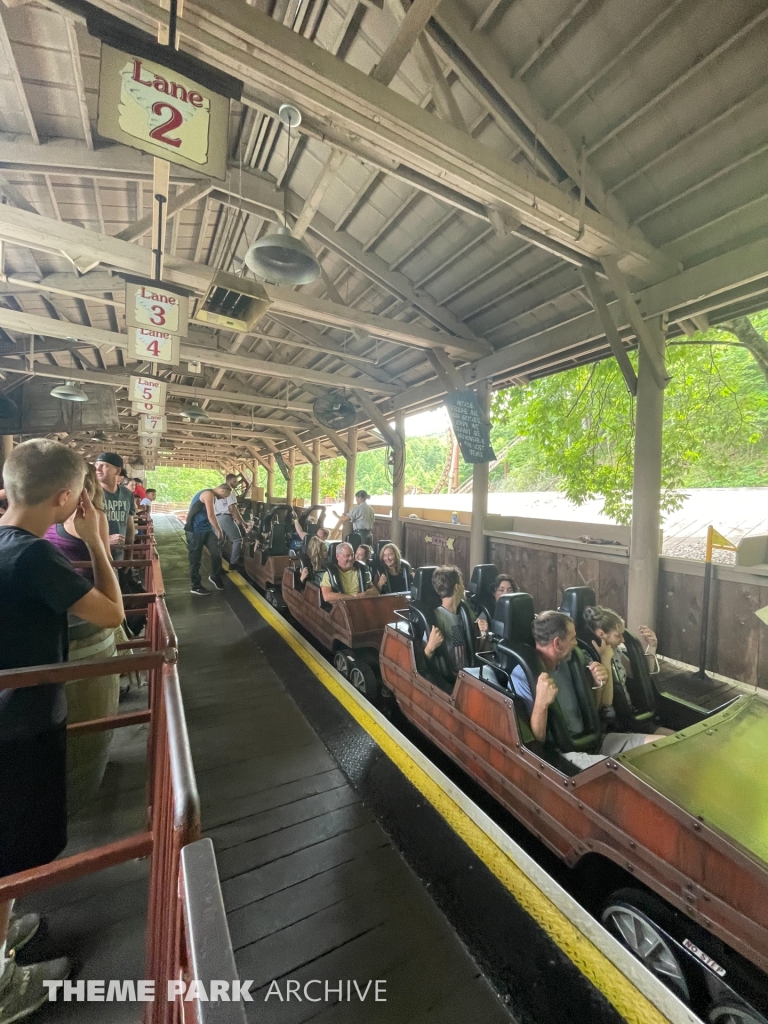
(66, 621, 120, 812)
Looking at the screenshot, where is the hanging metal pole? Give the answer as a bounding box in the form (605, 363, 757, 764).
(698, 525, 714, 678)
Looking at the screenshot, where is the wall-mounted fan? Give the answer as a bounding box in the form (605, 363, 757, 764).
(313, 392, 356, 431)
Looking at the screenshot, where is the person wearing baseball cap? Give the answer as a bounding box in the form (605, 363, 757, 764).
(94, 454, 134, 557)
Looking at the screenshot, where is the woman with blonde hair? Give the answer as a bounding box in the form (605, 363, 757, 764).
(44, 464, 109, 576)
(299, 533, 329, 586)
(375, 542, 412, 595)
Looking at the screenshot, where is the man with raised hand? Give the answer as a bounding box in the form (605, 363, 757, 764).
(0, 439, 124, 1022)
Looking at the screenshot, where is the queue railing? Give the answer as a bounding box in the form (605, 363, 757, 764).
(0, 521, 232, 1023)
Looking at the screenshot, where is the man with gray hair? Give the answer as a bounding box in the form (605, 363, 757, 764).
(509, 610, 657, 768)
(0, 439, 124, 1019)
(319, 542, 378, 604)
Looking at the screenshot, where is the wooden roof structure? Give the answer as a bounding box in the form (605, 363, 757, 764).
(1, 0, 767, 468)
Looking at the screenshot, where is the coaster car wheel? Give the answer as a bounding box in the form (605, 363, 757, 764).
(348, 660, 380, 705)
(333, 651, 350, 677)
(601, 889, 689, 1001)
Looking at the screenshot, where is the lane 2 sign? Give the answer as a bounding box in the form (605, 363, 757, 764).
(97, 43, 229, 179)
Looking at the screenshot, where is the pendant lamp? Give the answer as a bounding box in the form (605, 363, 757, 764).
(50, 380, 88, 402)
(244, 105, 321, 286)
(180, 403, 208, 422)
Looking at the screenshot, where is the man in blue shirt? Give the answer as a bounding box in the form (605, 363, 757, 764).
(185, 485, 229, 595)
(509, 610, 655, 768)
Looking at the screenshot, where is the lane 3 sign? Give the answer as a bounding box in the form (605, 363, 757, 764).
(124, 279, 190, 336)
(97, 43, 229, 179)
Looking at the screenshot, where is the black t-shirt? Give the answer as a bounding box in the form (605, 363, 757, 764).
(0, 526, 93, 740)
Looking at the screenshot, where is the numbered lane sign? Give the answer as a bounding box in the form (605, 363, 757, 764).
(140, 435, 159, 450)
(127, 327, 181, 366)
(97, 44, 229, 179)
(129, 376, 167, 406)
(138, 415, 167, 435)
(132, 400, 165, 416)
(125, 279, 189, 336)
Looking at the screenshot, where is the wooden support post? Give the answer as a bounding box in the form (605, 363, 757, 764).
(286, 448, 294, 505)
(344, 426, 358, 514)
(0, 435, 13, 475)
(250, 460, 259, 499)
(627, 317, 666, 632)
(580, 265, 637, 396)
(391, 411, 406, 551)
(311, 440, 320, 506)
(469, 380, 490, 572)
(266, 454, 274, 503)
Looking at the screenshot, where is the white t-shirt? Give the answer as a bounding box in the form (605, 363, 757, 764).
(140, 497, 152, 507)
(214, 494, 237, 516)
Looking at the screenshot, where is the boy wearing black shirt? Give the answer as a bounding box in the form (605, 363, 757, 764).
(0, 439, 124, 1022)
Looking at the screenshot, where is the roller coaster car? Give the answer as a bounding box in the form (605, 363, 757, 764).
(241, 503, 294, 607)
(559, 585, 739, 732)
(281, 553, 408, 704)
(379, 591, 768, 1021)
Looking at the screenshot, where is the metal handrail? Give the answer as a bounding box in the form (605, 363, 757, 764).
(177, 840, 247, 1024)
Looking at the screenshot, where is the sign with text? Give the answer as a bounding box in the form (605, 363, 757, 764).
(97, 43, 229, 179)
(127, 327, 181, 366)
(138, 414, 167, 435)
(132, 399, 165, 416)
(129, 376, 167, 407)
(125, 279, 189, 336)
(444, 389, 496, 464)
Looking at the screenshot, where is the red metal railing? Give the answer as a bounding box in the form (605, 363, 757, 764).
(0, 526, 208, 1022)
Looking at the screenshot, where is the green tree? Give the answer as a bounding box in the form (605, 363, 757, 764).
(491, 335, 768, 523)
(146, 467, 223, 503)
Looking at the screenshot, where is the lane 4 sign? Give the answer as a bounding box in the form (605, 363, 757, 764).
(127, 327, 181, 366)
(97, 44, 229, 179)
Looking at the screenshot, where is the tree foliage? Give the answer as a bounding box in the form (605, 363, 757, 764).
(492, 317, 768, 522)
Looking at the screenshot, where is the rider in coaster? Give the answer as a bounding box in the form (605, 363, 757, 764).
(319, 541, 378, 604)
(355, 543, 373, 566)
(508, 610, 660, 768)
(583, 605, 672, 736)
(424, 566, 490, 678)
(299, 531, 330, 586)
(376, 543, 412, 595)
(493, 574, 518, 598)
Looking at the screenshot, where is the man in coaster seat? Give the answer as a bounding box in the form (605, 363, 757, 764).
(319, 542, 378, 604)
(509, 610, 659, 770)
(424, 566, 490, 680)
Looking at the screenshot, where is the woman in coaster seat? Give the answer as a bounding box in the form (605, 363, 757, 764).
(583, 605, 672, 736)
(299, 533, 330, 587)
(375, 543, 412, 595)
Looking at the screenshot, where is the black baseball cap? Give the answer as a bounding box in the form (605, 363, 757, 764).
(95, 452, 123, 469)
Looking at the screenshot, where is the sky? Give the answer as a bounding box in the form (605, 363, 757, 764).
(404, 405, 451, 437)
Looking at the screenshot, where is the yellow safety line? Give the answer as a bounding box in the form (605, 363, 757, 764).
(229, 570, 670, 1024)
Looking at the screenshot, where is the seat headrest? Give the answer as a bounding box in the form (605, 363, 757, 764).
(559, 586, 597, 635)
(326, 541, 341, 567)
(375, 539, 390, 561)
(492, 593, 535, 645)
(411, 566, 440, 611)
(469, 563, 498, 597)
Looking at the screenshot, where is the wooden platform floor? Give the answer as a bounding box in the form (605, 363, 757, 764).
(158, 516, 513, 1023)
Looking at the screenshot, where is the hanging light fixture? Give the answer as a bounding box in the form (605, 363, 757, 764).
(50, 380, 88, 402)
(244, 105, 321, 286)
(180, 402, 208, 422)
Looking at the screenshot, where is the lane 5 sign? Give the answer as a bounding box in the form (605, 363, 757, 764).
(97, 44, 229, 179)
(125, 280, 189, 336)
(129, 376, 167, 406)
